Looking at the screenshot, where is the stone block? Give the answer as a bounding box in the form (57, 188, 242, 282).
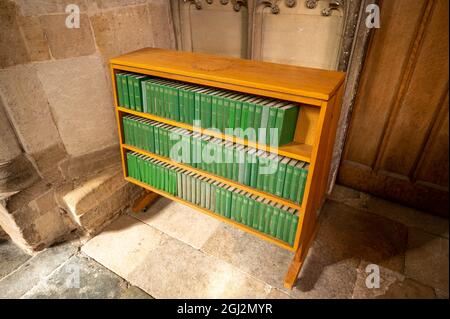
(61, 167, 141, 233)
(352, 261, 436, 299)
(0, 65, 62, 155)
(90, 5, 155, 59)
(30, 143, 67, 183)
(0, 94, 22, 162)
(36, 54, 117, 157)
(58, 145, 121, 181)
(405, 228, 449, 292)
(93, 0, 148, 10)
(1, 181, 76, 252)
(0, 0, 30, 68)
(0, 237, 31, 280)
(147, 0, 176, 49)
(82, 215, 274, 298)
(14, 0, 87, 16)
(21, 254, 153, 299)
(39, 13, 96, 59)
(17, 15, 51, 62)
(0, 241, 77, 298)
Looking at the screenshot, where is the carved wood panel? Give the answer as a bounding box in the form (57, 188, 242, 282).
(338, 0, 449, 217)
(171, 0, 360, 71)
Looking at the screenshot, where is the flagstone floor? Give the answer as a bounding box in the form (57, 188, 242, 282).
(1, 185, 448, 299)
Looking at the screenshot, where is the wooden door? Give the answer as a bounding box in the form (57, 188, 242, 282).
(338, 0, 449, 217)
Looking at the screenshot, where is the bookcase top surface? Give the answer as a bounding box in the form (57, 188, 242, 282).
(110, 48, 345, 102)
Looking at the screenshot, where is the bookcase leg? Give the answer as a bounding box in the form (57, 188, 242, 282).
(132, 191, 160, 213)
(283, 226, 318, 290)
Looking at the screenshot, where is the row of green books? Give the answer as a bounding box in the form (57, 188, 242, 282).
(116, 72, 299, 146)
(123, 115, 309, 204)
(126, 151, 299, 246)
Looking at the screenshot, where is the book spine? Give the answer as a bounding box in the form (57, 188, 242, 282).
(253, 104, 262, 140)
(134, 78, 142, 112)
(283, 164, 294, 199)
(127, 76, 135, 110)
(269, 207, 279, 237)
(275, 162, 287, 197)
(211, 95, 217, 129)
(276, 210, 286, 240)
(116, 74, 124, 106)
(288, 215, 299, 246)
(122, 75, 130, 108)
(296, 169, 308, 204)
(267, 108, 278, 145)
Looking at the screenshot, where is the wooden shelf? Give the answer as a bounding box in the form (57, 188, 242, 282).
(110, 48, 346, 289)
(122, 143, 303, 211)
(117, 106, 313, 163)
(125, 176, 296, 252)
(111, 48, 345, 105)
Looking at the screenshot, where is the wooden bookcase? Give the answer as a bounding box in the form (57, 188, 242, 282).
(110, 48, 345, 289)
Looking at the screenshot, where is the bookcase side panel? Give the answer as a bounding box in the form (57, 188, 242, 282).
(111, 66, 128, 178)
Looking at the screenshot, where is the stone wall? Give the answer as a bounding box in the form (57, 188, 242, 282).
(0, 0, 175, 252)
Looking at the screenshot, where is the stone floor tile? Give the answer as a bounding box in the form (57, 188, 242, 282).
(82, 215, 273, 298)
(330, 185, 449, 239)
(365, 197, 449, 239)
(21, 254, 152, 299)
(201, 223, 294, 289)
(0, 242, 77, 298)
(130, 197, 221, 249)
(290, 250, 360, 299)
(0, 237, 31, 280)
(405, 228, 449, 292)
(328, 185, 370, 210)
(266, 287, 292, 299)
(314, 200, 408, 273)
(352, 261, 436, 299)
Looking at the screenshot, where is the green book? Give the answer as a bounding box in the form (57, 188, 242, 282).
(122, 74, 130, 108)
(220, 184, 227, 216)
(134, 75, 149, 112)
(210, 181, 219, 212)
(264, 154, 279, 193)
(256, 151, 268, 190)
(240, 193, 249, 225)
(275, 157, 290, 197)
(247, 195, 256, 228)
(259, 100, 276, 144)
(258, 199, 269, 232)
(234, 95, 247, 135)
(296, 163, 309, 204)
(194, 88, 208, 124)
(221, 92, 235, 132)
(230, 190, 238, 221)
(201, 89, 214, 128)
(235, 191, 243, 223)
(276, 206, 287, 240)
(142, 81, 148, 113)
(116, 73, 124, 106)
(269, 203, 280, 237)
(267, 101, 281, 145)
(253, 196, 264, 230)
(227, 94, 239, 129)
(127, 75, 136, 110)
(253, 100, 263, 140)
(283, 209, 294, 243)
(288, 214, 299, 246)
(249, 149, 258, 188)
(224, 186, 234, 218)
(244, 97, 259, 138)
(274, 103, 299, 146)
(243, 147, 252, 186)
(262, 201, 271, 234)
(282, 159, 298, 199)
(289, 161, 302, 202)
(223, 141, 234, 179)
(215, 183, 223, 214)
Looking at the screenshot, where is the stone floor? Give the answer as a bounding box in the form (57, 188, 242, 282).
(0, 185, 448, 299)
